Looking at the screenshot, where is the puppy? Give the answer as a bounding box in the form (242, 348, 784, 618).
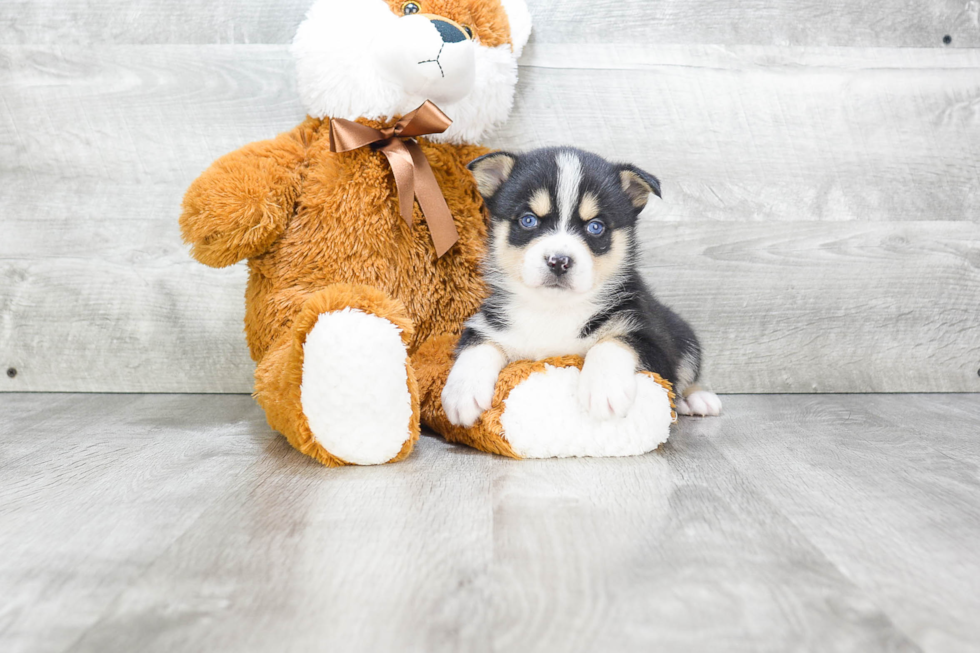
(441, 147, 722, 427)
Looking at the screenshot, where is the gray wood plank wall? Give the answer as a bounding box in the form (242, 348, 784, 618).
(1, 2, 979, 393)
(2, 0, 977, 47)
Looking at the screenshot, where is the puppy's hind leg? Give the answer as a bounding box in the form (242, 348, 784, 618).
(676, 386, 723, 417)
(673, 352, 722, 417)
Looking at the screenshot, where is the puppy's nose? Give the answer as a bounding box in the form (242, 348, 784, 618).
(546, 254, 574, 276)
(430, 18, 469, 43)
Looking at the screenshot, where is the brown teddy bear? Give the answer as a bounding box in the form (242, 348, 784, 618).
(180, 0, 675, 466)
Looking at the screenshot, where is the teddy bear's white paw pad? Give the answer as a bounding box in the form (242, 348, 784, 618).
(442, 344, 506, 428)
(301, 308, 413, 465)
(677, 390, 723, 417)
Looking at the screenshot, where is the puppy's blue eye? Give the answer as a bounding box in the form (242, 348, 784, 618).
(586, 220, 606, 236)
(519, 214, 540, 230)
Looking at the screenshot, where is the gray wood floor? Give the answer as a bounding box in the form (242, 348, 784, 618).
(1, 393, 978, 653)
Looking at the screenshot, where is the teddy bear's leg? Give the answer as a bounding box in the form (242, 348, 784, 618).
(412, 334, 520, 458)
(254, 284, 420, 467)
(413, 334, 676, 460)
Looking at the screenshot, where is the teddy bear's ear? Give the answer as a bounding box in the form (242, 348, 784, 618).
(617, 164, 662, 210)
(500, 0, 532, 58)
(468, 152, 519, 198)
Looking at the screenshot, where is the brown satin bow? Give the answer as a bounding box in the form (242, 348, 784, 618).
(328, 101, 460, 257)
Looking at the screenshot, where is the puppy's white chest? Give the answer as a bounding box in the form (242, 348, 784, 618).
(495, 298, 597, 361)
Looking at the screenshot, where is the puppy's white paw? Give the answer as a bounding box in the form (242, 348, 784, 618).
(442, 344, 508, 428)
(677, 390, 723, 417)
(577, 341, 639, 420)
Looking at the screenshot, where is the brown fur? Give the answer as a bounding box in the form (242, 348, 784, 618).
(253, 284, 421, 466)
(181, 114, 513, 465)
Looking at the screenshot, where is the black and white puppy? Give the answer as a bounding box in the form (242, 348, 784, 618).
(442, 146, 722, 428)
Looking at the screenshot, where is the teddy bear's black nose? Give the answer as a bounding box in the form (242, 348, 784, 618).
(431, 19, 468, 44)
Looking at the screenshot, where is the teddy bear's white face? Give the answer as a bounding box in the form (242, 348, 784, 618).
(292, 0, 531, 144)
(376, 4, 477, 106)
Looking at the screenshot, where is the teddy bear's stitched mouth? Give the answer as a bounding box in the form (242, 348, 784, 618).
(417, 43, 446, 79)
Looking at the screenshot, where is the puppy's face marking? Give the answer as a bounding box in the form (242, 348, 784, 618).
(579, 192, 601, 222)
(469, 147, 661, 296)
(529, 188, 551, 217)
(555, 151, 583, 228)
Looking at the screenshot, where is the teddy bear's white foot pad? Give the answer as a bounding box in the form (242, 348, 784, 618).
(499, 365, 674, 459)
(301, 308, 413, 465)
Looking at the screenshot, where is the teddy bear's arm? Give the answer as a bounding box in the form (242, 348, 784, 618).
(179, 124, 311, 268)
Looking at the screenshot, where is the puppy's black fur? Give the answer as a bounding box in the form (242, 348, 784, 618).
(578, 269, 702, 390)
(458, 146, 709, 411)
(442, 147, 721, 426)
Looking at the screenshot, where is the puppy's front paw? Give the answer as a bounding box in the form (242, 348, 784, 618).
(577, 341, 639, 420)
(677, 390, 723, 417)
(441, 344, 507, 428)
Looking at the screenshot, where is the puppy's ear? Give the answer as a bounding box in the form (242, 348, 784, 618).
(468, 152, 518, 198)
(617, 164, 662, 210)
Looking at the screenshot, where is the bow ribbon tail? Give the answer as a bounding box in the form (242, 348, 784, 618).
(328, 102, 459, 257)
(407, 142, 459, 257)
(377, 139, 417, 227)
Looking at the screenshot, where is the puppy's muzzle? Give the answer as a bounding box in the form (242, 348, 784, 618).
(546, 254, 574, 277)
